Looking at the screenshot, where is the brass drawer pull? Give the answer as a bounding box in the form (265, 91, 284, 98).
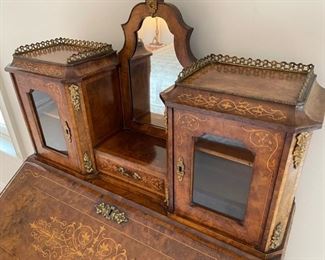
(177, 157, 185, 182)
(116, 166, 142, 180)
(95, 202, 128, 224)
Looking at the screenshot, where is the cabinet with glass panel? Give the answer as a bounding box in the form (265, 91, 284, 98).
(6, 38, 120, 175)
(5, 1, 325, 258)
(161, 52, 325, 254)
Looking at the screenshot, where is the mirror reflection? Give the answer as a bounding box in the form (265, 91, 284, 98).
(131, 17, 182, 128)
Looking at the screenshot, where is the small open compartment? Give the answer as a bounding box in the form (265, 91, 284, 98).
(192, 135, 255, 221)
(95, 130, 166, 173)
(94, 129, 167, 211)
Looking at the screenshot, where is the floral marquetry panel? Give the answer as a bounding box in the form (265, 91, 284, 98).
(161, 86, 294, 126)
(178, 93, 287, 121)
(30, 217, 128, 259)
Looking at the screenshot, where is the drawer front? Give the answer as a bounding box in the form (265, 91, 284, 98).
(97, 155, 165, 196)
(173, 109, 285, 246)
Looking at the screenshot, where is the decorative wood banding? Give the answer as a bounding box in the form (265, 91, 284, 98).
(178, 94, 287, 121)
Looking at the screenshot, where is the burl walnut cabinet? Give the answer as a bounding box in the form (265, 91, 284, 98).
(1, 1, 324, 259)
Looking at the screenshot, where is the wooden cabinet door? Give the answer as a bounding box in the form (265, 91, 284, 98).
(173, 109, 285, 246)
(14, 74, 80, 171)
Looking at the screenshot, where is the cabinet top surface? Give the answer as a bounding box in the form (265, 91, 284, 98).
(180, 63, 310, 105)
(19, 46, 88, 64)
(162, 55, 325, 130)
(177, 54, 315, 106)
(12, 37, 114, 65)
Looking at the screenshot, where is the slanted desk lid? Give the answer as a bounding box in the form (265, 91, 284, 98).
(0, 157, 250, 259)
(161, 54, 325, 131)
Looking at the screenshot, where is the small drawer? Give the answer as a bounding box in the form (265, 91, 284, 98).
(97, 157, 165, 196)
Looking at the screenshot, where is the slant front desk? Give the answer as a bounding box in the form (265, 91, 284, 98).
(1, 0, 324, 259)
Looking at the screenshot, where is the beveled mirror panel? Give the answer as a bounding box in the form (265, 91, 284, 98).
(131, 17, 182, 128)
(31, 90, 68, 153)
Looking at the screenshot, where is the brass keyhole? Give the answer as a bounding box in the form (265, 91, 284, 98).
(64, 121, 72, 143)
(177, 157, 185, 182)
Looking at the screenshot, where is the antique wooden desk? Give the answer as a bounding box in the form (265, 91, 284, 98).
(1, 1, 324, 259)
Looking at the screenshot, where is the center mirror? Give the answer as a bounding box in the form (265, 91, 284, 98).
(130, 17, 182, 129)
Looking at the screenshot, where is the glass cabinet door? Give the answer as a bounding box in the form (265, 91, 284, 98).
(173, 111, 284, 245)
(192, 135, 254, 221)
(31, 90, 68, 153)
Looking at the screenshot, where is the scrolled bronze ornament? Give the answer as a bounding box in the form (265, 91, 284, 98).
(292, 132, 311, 169)
(146, 0, 158, 16)
(95, 202, 128, 224)
(69, 84, 81, 111)
(269, 223, 283, 250)
(83, 152, 94, 173)
(164, 186, 169, 206)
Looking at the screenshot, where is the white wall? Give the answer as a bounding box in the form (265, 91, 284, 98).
(0, 0, 324, 259)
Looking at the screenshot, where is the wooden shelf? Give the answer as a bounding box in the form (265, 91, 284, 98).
(195, 139, 254, 167)
(95, 129, 167, 175)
